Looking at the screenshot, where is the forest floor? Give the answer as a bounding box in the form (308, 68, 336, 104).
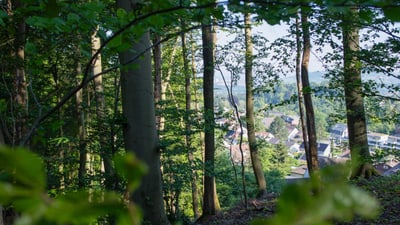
(193, 172, 400, 225)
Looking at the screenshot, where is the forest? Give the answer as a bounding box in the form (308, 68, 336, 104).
(1, 0, 400, 225)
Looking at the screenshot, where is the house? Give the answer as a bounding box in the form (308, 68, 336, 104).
(330, 123, 348, 143)
(374, 160, 400, 175)
(281, 115, 300, 126)
(303, 156, 349, 178)
(255, 131, 274, 141)
(288, 142, 300, 154)
(382, 135, 400, 150)
(299, 142, 331, 158)
(287, 127, 299, 141)
(263, 117, 275, 129)
(227, 143, 250, 164)
(382, 163, 400, 176)
(367, 132, 389, 149)
(288, 165, 308, 178)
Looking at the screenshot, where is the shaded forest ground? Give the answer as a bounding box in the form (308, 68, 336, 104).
(194, 172, 400, 225)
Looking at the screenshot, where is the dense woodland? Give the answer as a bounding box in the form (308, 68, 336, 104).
(1, 0, 400, 225)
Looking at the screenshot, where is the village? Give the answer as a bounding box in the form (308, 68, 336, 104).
(217, 111, 400, 179)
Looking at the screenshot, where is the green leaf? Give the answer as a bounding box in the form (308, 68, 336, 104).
(108, 34, 132, 52)
(0, 146, 46, 191)
(148, 14, 164, 30)
(25, 42, 38, 54)
(383, 7, 400, 22)
(114, 153, 147, 193)
(43, 0, 60, 18)
(0, 10, 7, 26)
(45, 190, 141, 225)
(256, 165, 379, 225)
(0, 182, 36, 204)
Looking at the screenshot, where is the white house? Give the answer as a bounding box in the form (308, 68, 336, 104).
(330, 123, 348, 143)
(382, 135, 400, 150)
(299, 142, 331, 158)
(367, 132, 389, 149)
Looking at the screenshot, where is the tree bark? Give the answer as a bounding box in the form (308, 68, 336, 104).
(73, 39, 87, 189)
(301, 9, 319, 174)
(11, 0, 27, 147)
(180, 20, 201, 219)
(295, 13, 310, 174)
(342, 7, 377, 179)
(200, 23, 220, 218)
(92, 29, 116, 190)
(244, 12, 267, 198)
(116, 1, 170, 224)
(153, 34, 163, 133)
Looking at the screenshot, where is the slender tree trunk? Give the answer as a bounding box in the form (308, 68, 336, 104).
(244, 12, 267, 198)
(2, 1, 26, 223)
(190, 31, 204, 210)
(342, 7, 377, 179)
(74, 40, 87, 189)
(91, 29, 116, 190)
(117, 1, 170, 224)
(153, 34, 163, 133)
(180, 21, 201, 219)
(295, 13, 309, 174)
(301, 9, 319, 174)
(199, 22, 220, 219)
(0, 127, 3, 225)
(12, 0, 27, 147)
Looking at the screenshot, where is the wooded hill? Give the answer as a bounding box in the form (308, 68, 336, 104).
(1, 1, 400, 225)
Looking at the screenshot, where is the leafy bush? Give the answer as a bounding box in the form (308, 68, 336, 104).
(0, 146, 145, 225)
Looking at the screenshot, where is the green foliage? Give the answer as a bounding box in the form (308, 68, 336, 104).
(114, 152, 148, 193)
(251, 165, 380, 225)
(268, 117, 287, 140)
(0, 146, 144, 225)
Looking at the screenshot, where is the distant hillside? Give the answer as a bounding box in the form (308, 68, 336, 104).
(282, 71, 400, 84)
(282, 71, 327, 84)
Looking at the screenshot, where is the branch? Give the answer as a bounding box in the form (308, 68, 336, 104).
(19, 24, 206, 146)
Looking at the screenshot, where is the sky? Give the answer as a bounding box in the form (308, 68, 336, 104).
(215, 22, 327, 87)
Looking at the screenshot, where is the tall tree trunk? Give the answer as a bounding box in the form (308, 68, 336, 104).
(244, 12, 267, 198)
(0, 127, 3, 225)
(91, 29, 116, 190)
(74, 40, 87, 189)
(342, 7, 377, 179)
(12, 0, 27, 147)
(180, 21, 201, 219)
(190, 31, 204, 210)
(116, 1, 170, 224)
(2, 1, 26, 224)
(199, 22, 220, 219)
(153, 34, 163, 133)
(295, 13, 309, 174)
(301, 9, 319, 174)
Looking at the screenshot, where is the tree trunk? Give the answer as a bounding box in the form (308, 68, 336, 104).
(153, 34, 163, 133)
(180, 21, 201, 219)
(12, 0, 27, 147)
(74, 40, 87, 189)
(200, 22, 220, 219)
(116, 1, 170, 224)
(244, 12, 267, 198)
(91, 29, 116, 190)
(2, 0, 26, 223)
(342, 7, 377, 179)
(295, 13, 310, 174)
(301, 9, 319, 174)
